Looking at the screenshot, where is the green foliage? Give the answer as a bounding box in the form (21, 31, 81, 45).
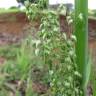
(17, 0, 36, 4)
(25, 3, 40, 20)
(25, 0, 48, 20)
(84, 54, 91, 89)
(0, 40, 33, 79)
(37, 11, 82, 96)
(0, 37, 47, 96)
(0, 39, 35, 95)
(37, 0, 48, 9)
(16, 39, 34, 80)
(0, 45, 18, 59)
(24, 0, 48, 8)
(25, 0, 48, 9)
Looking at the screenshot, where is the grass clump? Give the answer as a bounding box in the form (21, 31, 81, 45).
(0, 8, 20, 14)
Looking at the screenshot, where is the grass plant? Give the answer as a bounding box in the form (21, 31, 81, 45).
(74, 0, 90, 95)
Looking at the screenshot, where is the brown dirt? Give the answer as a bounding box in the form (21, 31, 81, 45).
(0, 56, 6, 65)
(0, 22, 28, 35)
(0, 12, 41, 36)
(32, 82, 48, 94)
(0, 12, 29, 36)
(89, 40, 96, 67)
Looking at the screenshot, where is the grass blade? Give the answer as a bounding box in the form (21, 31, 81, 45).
(74, 0, 89, 95)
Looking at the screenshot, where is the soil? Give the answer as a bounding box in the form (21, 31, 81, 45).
(89, 40, 96, 65)
(0, 56, 6, 65)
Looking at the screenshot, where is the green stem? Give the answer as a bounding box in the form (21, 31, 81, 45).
(74, 0, 88, 95)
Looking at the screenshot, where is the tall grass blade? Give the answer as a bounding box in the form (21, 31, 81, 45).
(84, 54, 91, 89)
(74, 0, 89, 95)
